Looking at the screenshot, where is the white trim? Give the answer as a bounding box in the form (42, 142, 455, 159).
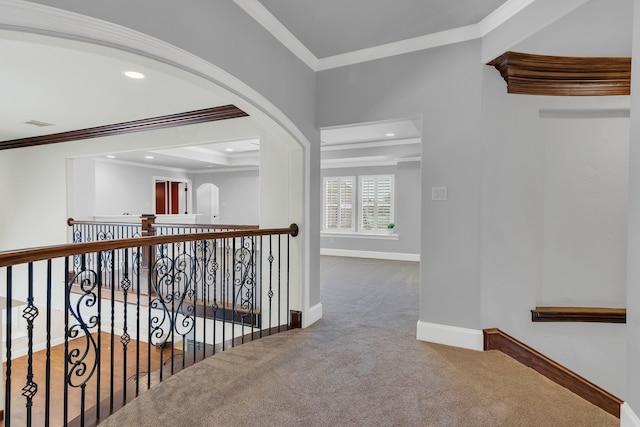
(622, 403, 640, 427)
(232, 0, 538, 71)
(318, 24, 480, 71)
(191, 166, 259, 174)
(416, 321, 484, 352)
(397, 156, 421, 163)
(233, 0, 318, 70)
(304, 302, 323, 328)
(477, 0, 536, 36)
(321, 231, 399, 240)
(321, 248, 419, 262)
(322, 158, 398, 169)
(321, 137, 421, 152)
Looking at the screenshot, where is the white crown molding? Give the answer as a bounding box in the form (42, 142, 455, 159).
(233, 0, 536, 71)
(321, 158, 398, 169)
(95, 156, 191, 173)
(321, 137, 421, 152)
(233, 0, 318, 70)
(191, 165, 259, 174)
(477, 0, 536, 36)
(317, 24, 480, 71)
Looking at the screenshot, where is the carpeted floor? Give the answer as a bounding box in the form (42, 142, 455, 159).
(102, 256, 618, 426)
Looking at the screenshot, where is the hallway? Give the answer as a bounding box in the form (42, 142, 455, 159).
(101, 256, 617, 426)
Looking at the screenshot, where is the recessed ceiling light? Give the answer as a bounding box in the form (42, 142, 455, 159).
(385, 133, 395, 137)
(225, 148, 233, 152)
(145, 155, 154, 159)
(124, 71, 145, 79)
(106, 155, 116, 159)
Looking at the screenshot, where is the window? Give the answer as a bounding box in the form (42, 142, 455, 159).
(323, 176, 354, 231)
(322, 174, 395, 234)
(359, 175, 394, 232)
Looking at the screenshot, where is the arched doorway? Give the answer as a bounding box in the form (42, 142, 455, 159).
(196, 183, 219, 224)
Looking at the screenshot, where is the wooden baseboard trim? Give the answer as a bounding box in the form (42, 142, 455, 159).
(483, 328, 622, 418)
(531, 306, 626, 323)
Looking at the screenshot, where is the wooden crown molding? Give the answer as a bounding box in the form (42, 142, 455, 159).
(483, 328, 622, 418)
(0, 105, 249, 151)
(531, 306, 626, 323)
(487, 51, 631, 96)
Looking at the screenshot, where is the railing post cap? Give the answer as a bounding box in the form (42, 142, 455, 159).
(289, 223, 299, 237)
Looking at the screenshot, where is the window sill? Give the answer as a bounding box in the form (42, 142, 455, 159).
(321, 231, 399, 240)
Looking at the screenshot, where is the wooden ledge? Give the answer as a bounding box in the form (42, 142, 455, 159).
(487, 51, 631, 96)
(531, 307, 626, 323)
(484, 328, 622, 418)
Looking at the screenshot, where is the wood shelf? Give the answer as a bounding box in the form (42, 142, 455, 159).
(487, 51, 631, 96)
(531, 307, 626, 323)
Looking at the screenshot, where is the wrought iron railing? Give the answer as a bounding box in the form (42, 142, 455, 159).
(0, 224, 299, 426)
(67, 217, 258, 295)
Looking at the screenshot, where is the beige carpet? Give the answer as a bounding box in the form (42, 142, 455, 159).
(102, 256, 618, 426)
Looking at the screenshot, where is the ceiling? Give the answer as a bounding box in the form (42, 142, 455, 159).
(3, 0, 628, 171)
(0, 1, 526, 171)
(257, 0, 508, 58)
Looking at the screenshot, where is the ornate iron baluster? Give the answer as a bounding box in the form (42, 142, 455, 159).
(121, 250, 131, 405)
(66, 253, 101, 425)
(268, 236, 274, 332)
(211, 239, 219, 354)
(233, 237, 256, 340)
(149, 248, 196, 359)
(23, 263, 39, 426)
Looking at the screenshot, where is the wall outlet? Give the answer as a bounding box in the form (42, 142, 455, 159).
(432, 186, 447, 201)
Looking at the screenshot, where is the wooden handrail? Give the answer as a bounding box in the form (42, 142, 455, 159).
(0, 223, 299, 268)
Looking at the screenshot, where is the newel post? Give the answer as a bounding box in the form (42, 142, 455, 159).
(140, 214, 156, 270)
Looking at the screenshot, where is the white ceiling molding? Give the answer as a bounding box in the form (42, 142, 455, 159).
(233, 0, 318, 70)
(191, 165, 259, 174)
(96, 157, 191, 174)
(321, 138, 421, 152)
(317, 25, 480, 71)
(235, 0, 536, 71)
(321, 157, 400, 169)
(397, 156, 421, 163)
(477, 0, 535, 36)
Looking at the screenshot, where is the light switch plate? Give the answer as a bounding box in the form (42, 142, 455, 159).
(432, 186, 447, 201)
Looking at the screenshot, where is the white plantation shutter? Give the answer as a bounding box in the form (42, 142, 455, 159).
(359, 175, 394, 231)
(323, 177, 354, 231)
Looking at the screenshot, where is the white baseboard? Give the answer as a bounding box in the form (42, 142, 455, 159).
(321, 248, 420, 262)
(304, 302, 323, 328)
(622, 402, 640, 427)
(416, 321, 484, 352)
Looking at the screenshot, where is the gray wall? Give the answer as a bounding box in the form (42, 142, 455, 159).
(71, 159, 260, 225)
(627, 0, 640, 413)
(93, 160, 189, 216)
(320, 162, 420, 256)
(192, 169, 259, 225)
(318, 39, 484, 332)
(317, 13, 630, 401)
